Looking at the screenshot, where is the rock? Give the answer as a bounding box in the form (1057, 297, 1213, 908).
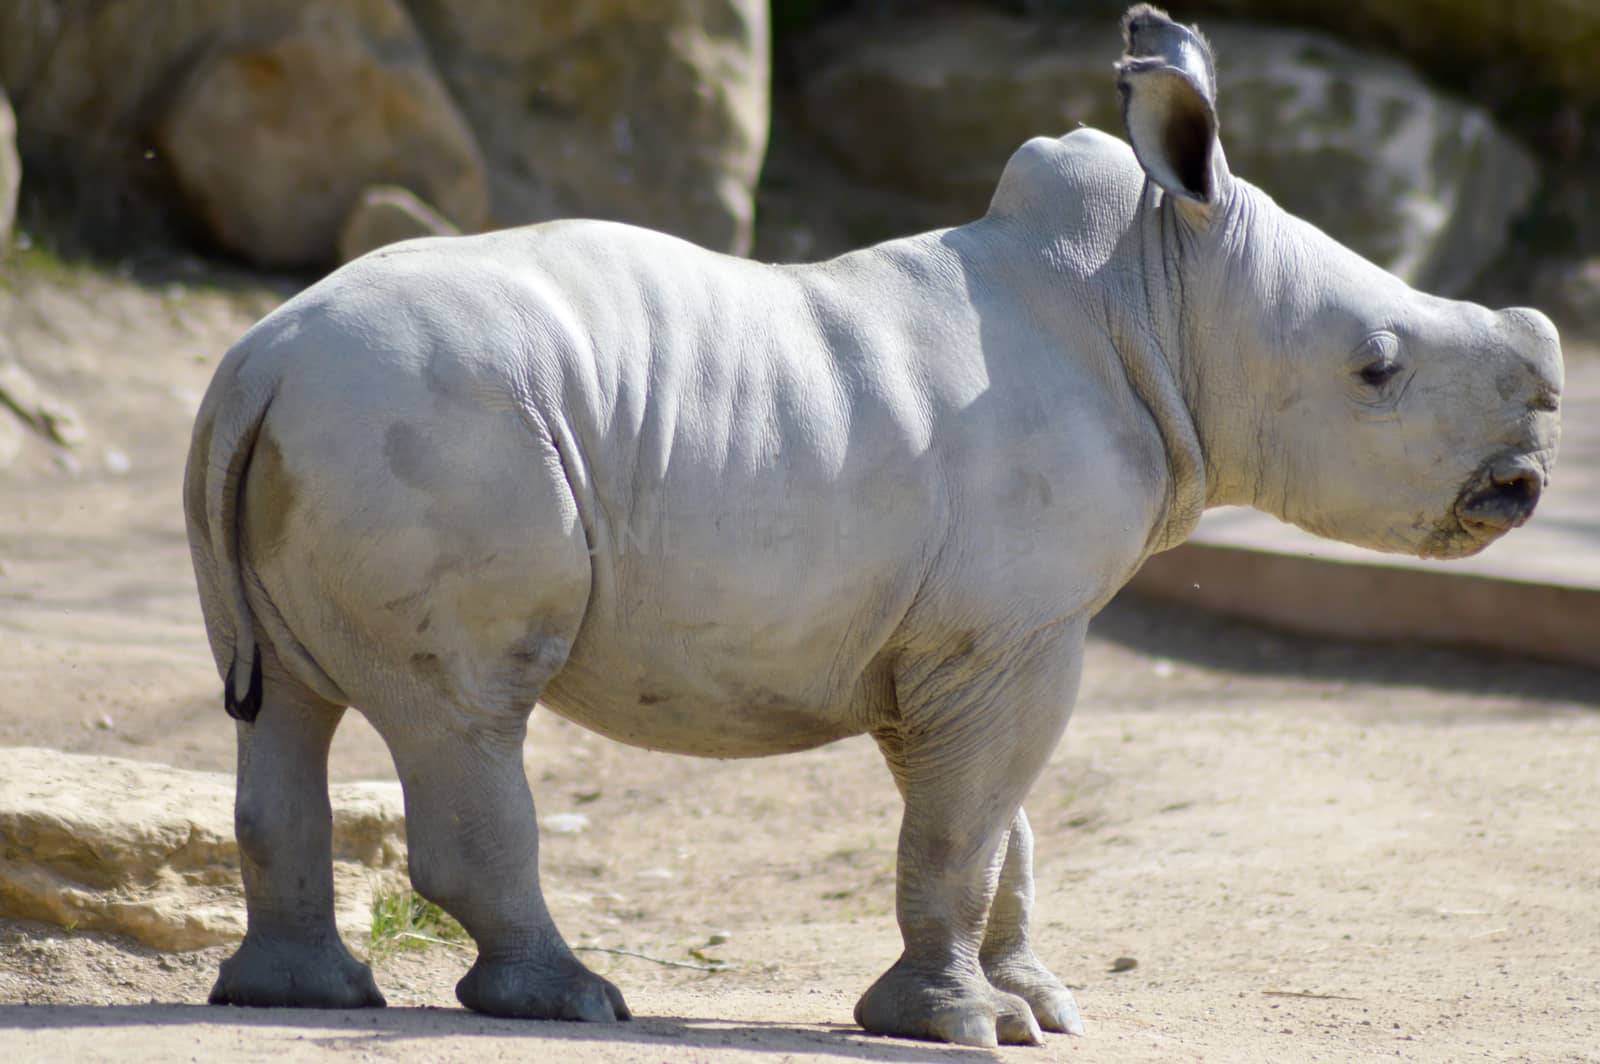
(0, 1, 485, 268)
(0, 400, 21, 469)
(2, 2, 765, 262)
(1212, 26, 1540, 297)
(1168, 0, 1600, 126)
(795, 12, 1538, 294)
(405, 0, 770, 254)
(156, 2, 487, 268)
(0, 748, 406, 951)
(0, 359, 86, 449)
(1528, 257, 1600, 340)
(337, 184, 461, 263)
(0, 87, 17, 250)
(539, 812, 590, 836)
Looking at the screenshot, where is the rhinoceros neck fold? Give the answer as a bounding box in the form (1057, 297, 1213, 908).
(1113, 187, 1208, 555)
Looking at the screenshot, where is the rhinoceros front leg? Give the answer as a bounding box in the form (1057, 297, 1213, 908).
(384, 717, 630, 1023)
(857, 623, 1083, 1047)
(980, 808, 1084, 1035)
(210, 646, 385, 1009)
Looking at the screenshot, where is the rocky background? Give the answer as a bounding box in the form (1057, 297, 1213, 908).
(0, 0, 1595, 314)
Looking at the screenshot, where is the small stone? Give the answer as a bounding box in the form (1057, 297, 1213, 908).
(707, 931, 731, 946)
(0, 361, 86, 448)
(1109, 956, 1139, 973)
(336, 185, 460, 264)
(637, 867, 674, 880)
(540, 812, 590, 835)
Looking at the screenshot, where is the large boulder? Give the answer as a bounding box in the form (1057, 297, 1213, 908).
(155, 2, 488, 268)
(0, 2, 768, 264)
(794, 11, 1538, 295)
(0, 0, 487, 269)
(0, 748, 405, 951)
(1168, 0, 1600, 124)
(405, 0, 771, 255)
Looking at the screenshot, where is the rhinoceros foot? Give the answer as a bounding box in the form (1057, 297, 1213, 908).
(208, 932, 385, 1009)
(854, 960, 1043, 1047)
(983, 952, 1085, 1036)
(455, 952, 631, 1022)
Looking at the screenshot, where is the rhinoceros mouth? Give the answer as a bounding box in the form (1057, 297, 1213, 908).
(1422, 452, 1549, 559)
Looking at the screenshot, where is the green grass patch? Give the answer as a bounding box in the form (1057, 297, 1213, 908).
(368, 885, 470, 955)
(0, 236, 89, 291)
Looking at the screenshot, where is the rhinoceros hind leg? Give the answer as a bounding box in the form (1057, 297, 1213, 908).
(980, 809, 1084, 1035)
(858, 623, 1084, 1045)
(211, 645, 384, 1009)
(385, 716, 630, 1023)
(456, 950, 631, 1022)
(855, 961, 1041, 1047)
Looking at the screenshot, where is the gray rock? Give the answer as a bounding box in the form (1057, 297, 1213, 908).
(0, 748, 406, 951)
(797, 12, 1538, 294)
(1529, 257, 1600, 341)
(1212, 26, 1540, 297)
(1166, 0, 1600, 119)
(337, 184, 461, 264)
(405, 0, 771, 255)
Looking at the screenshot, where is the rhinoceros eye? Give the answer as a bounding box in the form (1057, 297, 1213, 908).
(1354, 333, 1401, 389)
(1358, 360, 1401, 387)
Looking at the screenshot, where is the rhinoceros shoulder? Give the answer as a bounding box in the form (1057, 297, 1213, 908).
(987, 128, 1144, 224)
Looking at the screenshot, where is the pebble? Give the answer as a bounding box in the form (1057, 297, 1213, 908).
(540, 812, 590, 835)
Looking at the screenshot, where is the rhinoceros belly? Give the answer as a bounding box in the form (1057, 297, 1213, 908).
(538, 519, 914, 758)
(540, 644, 872, 758)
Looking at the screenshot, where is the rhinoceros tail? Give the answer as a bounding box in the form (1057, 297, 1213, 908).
(185, 365, 274, 723)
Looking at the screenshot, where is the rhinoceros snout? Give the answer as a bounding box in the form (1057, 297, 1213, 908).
(1454, 454, 1546, 537)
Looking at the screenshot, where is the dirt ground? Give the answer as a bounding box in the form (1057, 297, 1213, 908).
(1, 261, 1597, 1063)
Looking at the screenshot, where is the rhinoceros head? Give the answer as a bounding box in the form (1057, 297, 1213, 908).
(1115, 4, 1561, 559)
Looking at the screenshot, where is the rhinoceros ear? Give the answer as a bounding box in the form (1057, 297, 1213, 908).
(1115, 4, 1229, 209)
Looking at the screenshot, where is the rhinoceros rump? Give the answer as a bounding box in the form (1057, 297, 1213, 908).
(184, 4, 1560, 1047)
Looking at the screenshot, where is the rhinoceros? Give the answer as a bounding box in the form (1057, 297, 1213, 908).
(184, 4, 1561, 1047)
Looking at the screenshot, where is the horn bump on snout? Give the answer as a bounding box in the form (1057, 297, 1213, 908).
(1496, 306, 1564, 408)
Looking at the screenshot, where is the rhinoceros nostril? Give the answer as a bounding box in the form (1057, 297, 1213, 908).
(1457, 462, 1543, 535)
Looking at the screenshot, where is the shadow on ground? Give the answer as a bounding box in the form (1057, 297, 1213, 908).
(0, 1004, 999, 1062)
(1096, 592, 1600, 710)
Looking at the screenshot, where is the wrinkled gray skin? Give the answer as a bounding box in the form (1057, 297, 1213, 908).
(184, 6, 1560, 1048)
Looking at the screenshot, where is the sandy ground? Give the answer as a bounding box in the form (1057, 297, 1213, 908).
(1, 262, 1597, 1063)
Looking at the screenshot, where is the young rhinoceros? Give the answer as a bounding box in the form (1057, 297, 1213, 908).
(185, 4, 1560, 1047)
